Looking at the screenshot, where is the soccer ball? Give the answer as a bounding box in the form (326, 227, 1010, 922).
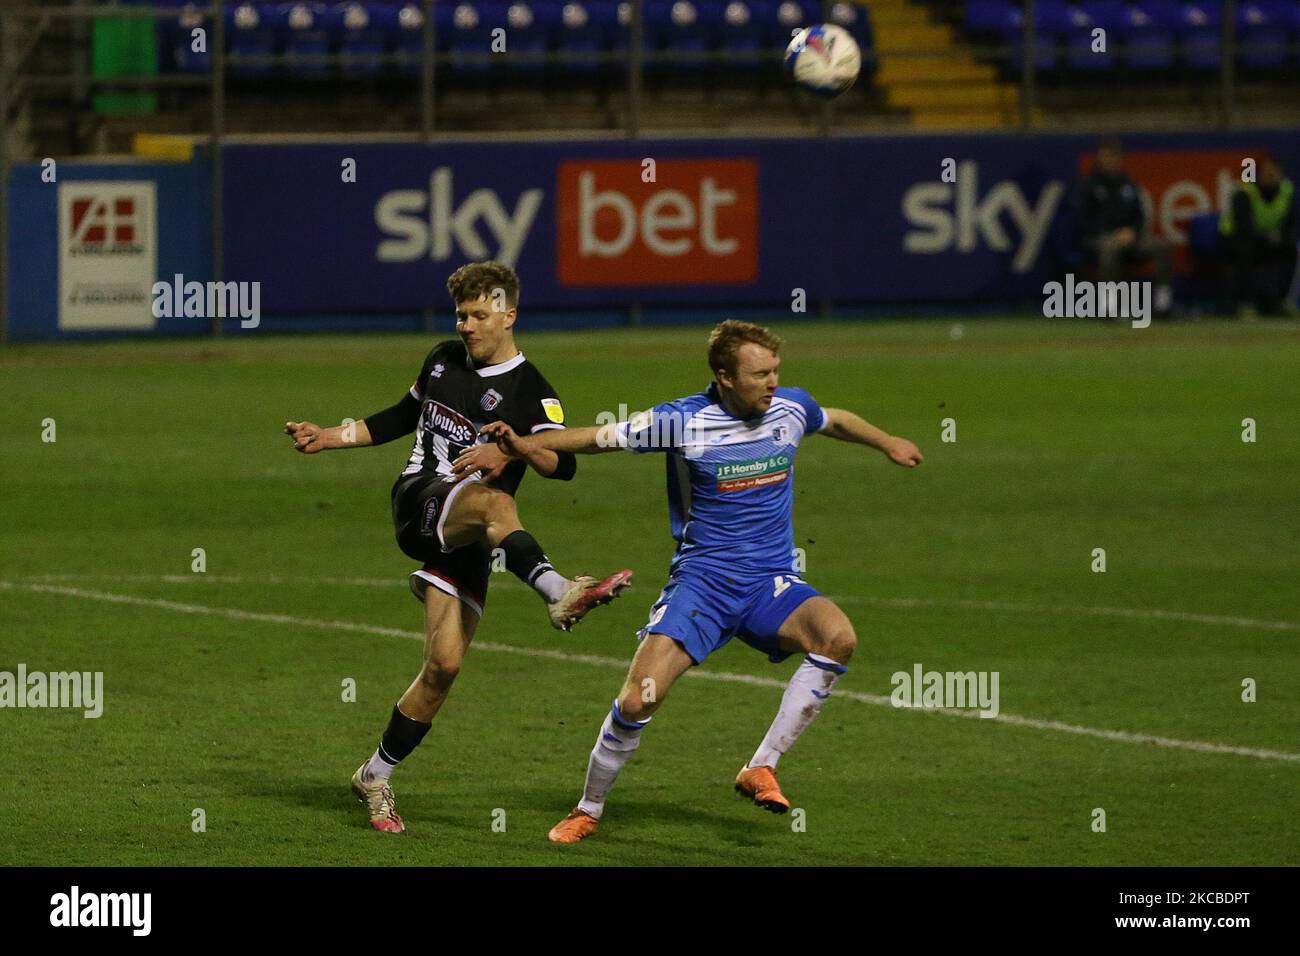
(783, 24, 861, 98)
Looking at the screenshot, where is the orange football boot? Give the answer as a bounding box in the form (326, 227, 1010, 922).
(548, 807, 600, 843)
(734, 765, 791, 814)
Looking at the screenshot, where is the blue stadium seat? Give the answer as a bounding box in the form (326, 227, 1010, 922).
(328, 2, 394, 75)
(556, 1, 609, 72)
(718, 0, 768, 71)
(1004, 8, 1059, 71)
(501, 2, 552, 73)
(227, 3, 278, 76)
(276, 2, 332, 77)
(966, 0, 1015, 34)
(448, 1, 502, 75)
(1120, 0, 1177, 70)
(645, 0, 714, 73)
(164, 3, 213, 72)
(390, 2, 435, 74)
(1179, 1, 1222, 70)
(771, 0, 810, 50)
(1237, 1, 1288, 69)
(1078, 0, 1127, 29)
(1063, 4, 1115, 71)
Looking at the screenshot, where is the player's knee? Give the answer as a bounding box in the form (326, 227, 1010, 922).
(419, 657, 460, 691)
(481, 489, 517, 526)
(819, 622, 856, 664)
(616, 685, 657, 722)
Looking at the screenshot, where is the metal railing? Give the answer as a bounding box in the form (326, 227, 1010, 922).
(0, 0, 1290, 342)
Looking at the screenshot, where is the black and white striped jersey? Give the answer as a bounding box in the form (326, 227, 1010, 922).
(398, 340, 567, 496)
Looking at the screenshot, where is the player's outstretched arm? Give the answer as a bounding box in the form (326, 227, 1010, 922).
(820, 408, 923, 467)
(284, 419, 375, 454)
(480, 421, 623, 457)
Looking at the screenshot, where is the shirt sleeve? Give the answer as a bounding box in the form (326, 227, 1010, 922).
(615, 400, 691, 454)
(781, 387, 829, 435)
(520, 373, 577, 480)
(522, 374, 568, 435)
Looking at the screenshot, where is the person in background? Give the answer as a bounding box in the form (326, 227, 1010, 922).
(1071, 136, 1174, 318)
(1220, 157, 1297, 320)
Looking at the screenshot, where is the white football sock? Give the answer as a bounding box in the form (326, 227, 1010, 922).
(748, 654, 847, 769)
(576, 701, 650, 819)
(364, 748, 396, 782)
(533, 568, 570, 603)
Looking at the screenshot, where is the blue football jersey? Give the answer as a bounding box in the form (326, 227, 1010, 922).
(616, 383, 829, 576)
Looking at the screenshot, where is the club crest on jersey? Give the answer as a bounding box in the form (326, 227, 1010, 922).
(480, 388, 504, 412)
(773, 423, 791, 445)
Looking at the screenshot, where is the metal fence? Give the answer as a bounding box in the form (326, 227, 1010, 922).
(0, 0, 1287, 342)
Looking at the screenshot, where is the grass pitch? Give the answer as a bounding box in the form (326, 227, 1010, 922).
(1, 318, 1297, 866)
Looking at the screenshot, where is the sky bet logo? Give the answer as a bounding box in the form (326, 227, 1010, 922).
(373, 160, 757, 284)
(557, 159, 757, 286)
(374, 168, 543, 268)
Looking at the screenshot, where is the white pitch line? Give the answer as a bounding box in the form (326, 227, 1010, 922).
(3, 580, 1297, 765)
(16, 573, 1300, 634)
(830, 595, 1300, 634)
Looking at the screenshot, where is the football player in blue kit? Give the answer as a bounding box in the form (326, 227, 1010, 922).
(481, 320, 923, 843)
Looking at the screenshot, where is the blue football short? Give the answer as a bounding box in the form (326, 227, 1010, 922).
(636, 569, 822, 665)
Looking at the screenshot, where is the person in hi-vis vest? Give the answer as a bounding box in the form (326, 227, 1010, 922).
(1220, 157, 1297, 319)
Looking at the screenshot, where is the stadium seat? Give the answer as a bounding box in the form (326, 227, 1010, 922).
(1004, 8, 1060, 72)
(642, 1, 709, 74)
(328, 2, 395, 75)
(555, 1, 610, 73)
(448, 1, 503, 75)
(966, 0, 1015, 34)
(164, 3, 213, 73)
(1063, 4, 1115, 71)
(1120, 0, 1178, 70)
(771, 0, 810, 49)
(276, 2, 332, 77)
(717, 0, 768, 71)
(390, 2, 438, 74)
(1237, 1, 1289, 69)
(501, 2, 552, 73)
(227, 3, 279, 76)
(1179, 1, 1222, 70)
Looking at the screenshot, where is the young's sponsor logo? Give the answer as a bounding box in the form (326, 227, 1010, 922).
(557, 158, 758, 286)
(714, 453, 791, 492)
(423, 400, 477, 445)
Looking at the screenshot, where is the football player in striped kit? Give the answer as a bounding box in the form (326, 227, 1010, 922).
(285, 262, 630, 833)
(484, 320, 922, 843)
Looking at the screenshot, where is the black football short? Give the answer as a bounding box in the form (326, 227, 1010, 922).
(391, 472, 490, 616)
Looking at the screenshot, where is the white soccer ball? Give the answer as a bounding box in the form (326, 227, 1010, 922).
(784, 23, 861, 98)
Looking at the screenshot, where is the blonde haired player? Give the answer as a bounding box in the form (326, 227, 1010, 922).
(483, 320, 921, 842)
